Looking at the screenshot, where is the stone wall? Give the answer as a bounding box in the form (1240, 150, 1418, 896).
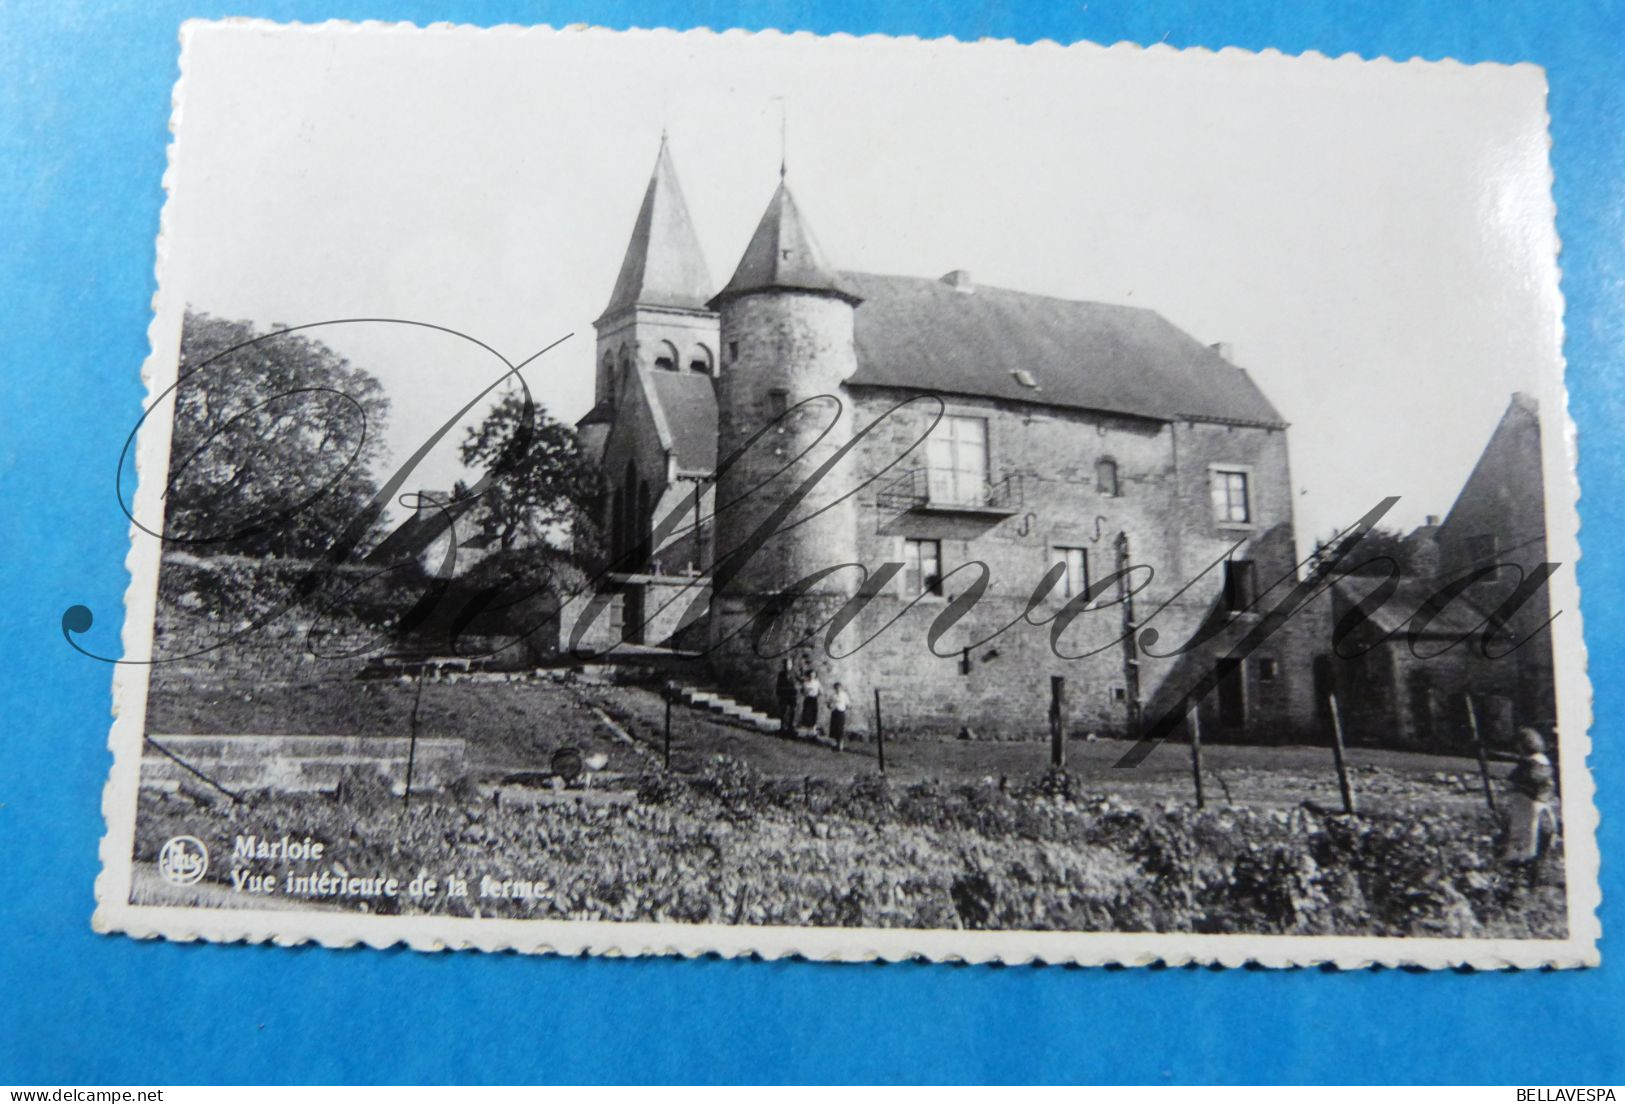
(147, 554, 396, 709)
(142, 734, 467, 795)
(705, 382, 1318, 741)
(1433, 396, 1557, 736)
(558, 577, 711, 653)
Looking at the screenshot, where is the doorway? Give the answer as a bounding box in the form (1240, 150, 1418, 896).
(1217, 658, 1246, 735)
(622, 584, 645, 645)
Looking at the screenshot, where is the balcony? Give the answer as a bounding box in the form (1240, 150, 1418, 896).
(876, 468, 1024, 516)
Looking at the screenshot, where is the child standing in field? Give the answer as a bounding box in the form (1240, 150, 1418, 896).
(828, 682, 850, 750)
(1502, 726, 1558, 869)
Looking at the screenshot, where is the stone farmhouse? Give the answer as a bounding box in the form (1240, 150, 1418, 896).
(568, 137, 1331, 742)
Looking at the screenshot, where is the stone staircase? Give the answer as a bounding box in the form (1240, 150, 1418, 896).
(673, 685, 780, 734)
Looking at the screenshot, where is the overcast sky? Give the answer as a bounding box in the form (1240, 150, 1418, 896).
(158, 23, 1565, 556)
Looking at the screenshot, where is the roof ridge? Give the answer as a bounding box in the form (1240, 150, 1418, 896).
(838, 269, 1162, 316)
(841, 271, 1286, 427)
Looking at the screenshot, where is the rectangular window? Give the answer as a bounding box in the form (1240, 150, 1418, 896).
(1096, 458, 1120, 497)
(768, 388, 788, 418)
(925, 415, 989, 506)
(1257, 657, 1278, 682)
(1223, 559, 1256, 613)
(903, 538, 943, 597)
(1051, 546, 1089, 599)
(1211, 468, 1252, 524)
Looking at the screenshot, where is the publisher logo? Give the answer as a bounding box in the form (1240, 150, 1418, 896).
(158, 835, 209, 886)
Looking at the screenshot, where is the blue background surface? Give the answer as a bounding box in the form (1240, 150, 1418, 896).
(2, 0, 1621, 1085)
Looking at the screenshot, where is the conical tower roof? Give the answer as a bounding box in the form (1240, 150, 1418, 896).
(710, 178, 860, 307)
(600, 137, 714, 320)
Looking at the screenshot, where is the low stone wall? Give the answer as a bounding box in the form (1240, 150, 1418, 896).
(141, 733, 467, 795)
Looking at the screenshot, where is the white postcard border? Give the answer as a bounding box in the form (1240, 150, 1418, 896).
(93, 18, 1600, 970)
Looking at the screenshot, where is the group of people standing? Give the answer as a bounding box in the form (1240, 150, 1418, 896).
(775, 659, 851, 747)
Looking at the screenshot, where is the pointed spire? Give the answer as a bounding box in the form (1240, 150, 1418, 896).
(710, 178, 860, 307)
(600, 137, 714, 320)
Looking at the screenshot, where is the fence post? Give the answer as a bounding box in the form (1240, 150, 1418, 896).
(1326, 692, 1358, 815)
(1188, 705, 1206, 809)
(1049, 676, 1067, 770)
(663, 684, 673, 772)
(874, 688, 886, 775)
(402, 668, 426, 812)
(1464, 693, 1498, 812)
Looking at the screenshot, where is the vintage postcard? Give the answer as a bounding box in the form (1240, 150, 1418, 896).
(91, 20, 1596, 967)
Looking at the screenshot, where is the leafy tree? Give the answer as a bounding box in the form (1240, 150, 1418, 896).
(164, 313, 390, 558)
(1310, 525, 1420, 579)
(458, 390, 603, 560)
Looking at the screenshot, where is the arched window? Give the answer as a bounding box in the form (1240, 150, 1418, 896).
(653, 340, 679, 371)
(688, 343, 714, 375)
(1096, 457, 1120, 497)
(601, 351, 616, 402)
(617, 345, 631, 375)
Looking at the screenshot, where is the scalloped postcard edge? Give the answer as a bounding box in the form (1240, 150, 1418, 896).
(91, 16, 1599, 971)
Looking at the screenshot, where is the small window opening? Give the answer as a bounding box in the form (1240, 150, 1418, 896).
(1096, 458, 1119, 497)
(1258, 657, 1278, 682)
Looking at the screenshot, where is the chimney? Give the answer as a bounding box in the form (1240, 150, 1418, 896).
(1425, 514, 1440, 527)
(1211, 341, 1235, 362)
(940, 269, 975, 293)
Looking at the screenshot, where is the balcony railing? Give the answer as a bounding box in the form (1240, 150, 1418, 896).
(876, 468, 1024, 515)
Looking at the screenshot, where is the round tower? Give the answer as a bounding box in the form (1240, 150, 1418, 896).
(707, 177, 864, 703)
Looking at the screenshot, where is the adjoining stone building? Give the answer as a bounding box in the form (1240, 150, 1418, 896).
(1327, 394, 1557, 752)
(576, 139, 1330, 741)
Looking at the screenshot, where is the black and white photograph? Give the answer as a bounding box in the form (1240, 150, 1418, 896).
(93, 21, 1595, 967)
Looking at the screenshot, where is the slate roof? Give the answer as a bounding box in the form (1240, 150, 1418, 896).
(841, 272, 1285, 428)
(576, 399, 615, 428)
(710, 179, 859, 307)
(647, 370, 718, 473)
(1330, 575, 1491, 640)
(600, 138, 714, 319)
(365, 491, 483, 565)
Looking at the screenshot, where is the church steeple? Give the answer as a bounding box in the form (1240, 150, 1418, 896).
(710, 178, 860, 307)
(600, 135, 713, 320)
